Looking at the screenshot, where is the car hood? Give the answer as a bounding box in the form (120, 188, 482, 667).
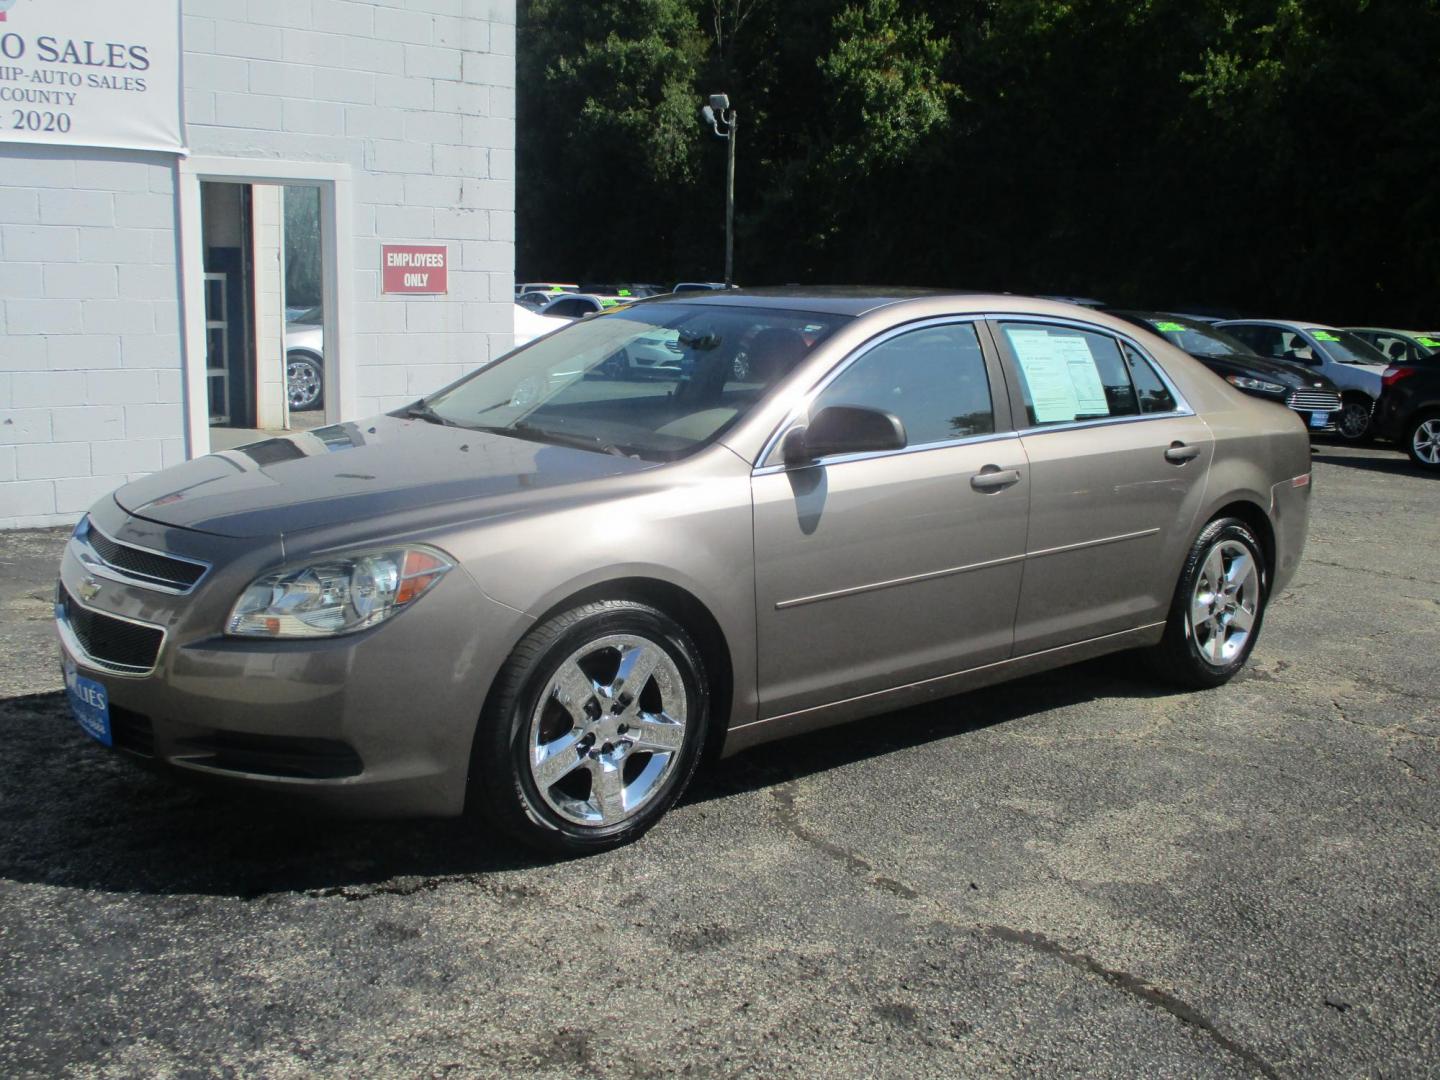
(114, 415, 655, 539)
(1187, 350, 1339, 391)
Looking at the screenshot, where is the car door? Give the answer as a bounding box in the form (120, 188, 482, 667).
(990, 319, 1214, 655)
(751, 319, 1029, 721)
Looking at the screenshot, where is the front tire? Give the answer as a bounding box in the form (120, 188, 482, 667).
(286, 352, 324, 411)
(1146, 517, 1267, 689)
(469, 600, 709, 854)
(1335, 394, 1373, 442)
(1405, 411, 1440, 470)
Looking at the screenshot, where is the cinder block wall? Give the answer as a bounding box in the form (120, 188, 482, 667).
(0, 0, 516, 529)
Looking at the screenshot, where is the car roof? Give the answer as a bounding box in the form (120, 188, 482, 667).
(1216, 318, 1341, 330)
(635, 286, 1112, 319)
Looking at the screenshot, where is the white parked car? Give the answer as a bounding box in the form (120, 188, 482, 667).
(1215, 319, 1388, 440)
(513, 303, 572, 349)
(284, 309, 325, 412)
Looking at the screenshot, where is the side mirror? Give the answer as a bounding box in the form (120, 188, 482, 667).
(783, 405, 906, 466)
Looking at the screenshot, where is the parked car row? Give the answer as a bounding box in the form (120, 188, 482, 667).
(1044, 296, 1435, 463)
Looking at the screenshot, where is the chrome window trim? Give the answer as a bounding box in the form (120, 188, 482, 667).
(753, 430, 1019, 477)
(990, 315, 1196, 432)
(72, 518, 211, 596)
(55, 586, 168, 679)
(753, 314, 1004, 472)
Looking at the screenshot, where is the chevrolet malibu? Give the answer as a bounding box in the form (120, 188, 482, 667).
(56, 291, 1312, 852)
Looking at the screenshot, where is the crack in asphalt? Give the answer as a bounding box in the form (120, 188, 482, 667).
(1329, 699, 1434, 783)
(1301, 558, 1440, 588)
(770, 779, 1283, 1079)
(980, 925, 1282, 1079)
(309, 877, 540, 903)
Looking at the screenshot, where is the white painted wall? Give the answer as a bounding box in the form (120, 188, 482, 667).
(0, 0, 516, 529)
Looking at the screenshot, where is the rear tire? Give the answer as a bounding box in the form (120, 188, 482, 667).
(1404, 411, 1440, 470)
(1146, 517, 1267, 689)
(469, 600, 709, 854)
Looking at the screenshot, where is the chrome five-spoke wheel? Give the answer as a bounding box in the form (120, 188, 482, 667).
(1188, 539, 1260, 667)
(528, 634, 688, 826)
(1410, 416, 1440, 467)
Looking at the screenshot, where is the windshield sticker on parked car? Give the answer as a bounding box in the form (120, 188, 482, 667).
(1310, 329, 1341, 342)
(1153, 321, 1188, 333)
(1008, 330, 1111, 424)
(1416, 336, 1440, 348)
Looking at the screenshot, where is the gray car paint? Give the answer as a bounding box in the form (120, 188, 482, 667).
(57, 292, 1312, 817)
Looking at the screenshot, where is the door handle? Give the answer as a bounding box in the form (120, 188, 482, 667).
(1164, 442, 1200, 465)
(970, 466, 1021, 491)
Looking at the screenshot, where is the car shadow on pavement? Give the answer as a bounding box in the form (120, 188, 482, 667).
(688, 653, 1175, 805)
(1309, 451, 1438, 478)
(0, 656, 1170, 899)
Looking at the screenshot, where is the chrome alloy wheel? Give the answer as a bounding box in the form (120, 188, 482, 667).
(528, 634, 688, 827)
(1188, 539, 1260, 666)
(286, 356, 322, 410)
(1412, 418, 1440, 465)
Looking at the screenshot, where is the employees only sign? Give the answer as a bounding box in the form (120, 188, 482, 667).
(0, 0, 183, 154)
(383, 245, 449, 295)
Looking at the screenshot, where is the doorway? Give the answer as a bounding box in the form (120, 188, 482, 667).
(178, 159, 354, 458)
(198, 180, 327, 437)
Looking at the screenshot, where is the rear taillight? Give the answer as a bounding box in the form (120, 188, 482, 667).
(1382, 365, 1417, 387)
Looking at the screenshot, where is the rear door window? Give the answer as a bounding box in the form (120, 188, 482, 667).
(1122, 344, 1178, 413)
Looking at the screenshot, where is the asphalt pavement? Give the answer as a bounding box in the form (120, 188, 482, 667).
(1, 440, 1436, 1077)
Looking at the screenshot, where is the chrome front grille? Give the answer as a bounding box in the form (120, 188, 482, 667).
(57, 584, 165, 676)
(1286, 389, 1342, 413)
(73, 518, 209, 595)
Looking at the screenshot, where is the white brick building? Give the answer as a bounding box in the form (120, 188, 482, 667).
(0, 0, 516, 529)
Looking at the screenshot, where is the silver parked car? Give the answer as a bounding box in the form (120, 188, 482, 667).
(1215, 319, 1388, 440)
(57, 291, 1312, 852)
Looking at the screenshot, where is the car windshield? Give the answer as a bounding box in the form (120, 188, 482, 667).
(417, 303, 847, 461)
(1306, 328, 1387, 366)
(1143, 315, 1255, 358)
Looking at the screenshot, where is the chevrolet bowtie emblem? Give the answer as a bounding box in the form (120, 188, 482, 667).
(79, 577, 102, 602)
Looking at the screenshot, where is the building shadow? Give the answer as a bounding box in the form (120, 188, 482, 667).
(1310, 451, 1437, 479)
(0, 654, 1174, 899)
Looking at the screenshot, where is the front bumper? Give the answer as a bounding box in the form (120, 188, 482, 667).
(55, 499, 527, 818)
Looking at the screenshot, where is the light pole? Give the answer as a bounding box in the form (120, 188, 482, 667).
(701, 93, 737, 287)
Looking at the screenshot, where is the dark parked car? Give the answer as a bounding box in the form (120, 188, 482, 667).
(1373, 361, 1440, 469)
(1107, 312, 1341, 433)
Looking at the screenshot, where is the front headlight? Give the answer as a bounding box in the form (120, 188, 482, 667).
(1225, 374, 1287, 396)
(227, 545, 453, 638)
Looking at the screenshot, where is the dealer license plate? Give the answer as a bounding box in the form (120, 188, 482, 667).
(63, 653, 111, 747)
(1309, 411, 1329, 429)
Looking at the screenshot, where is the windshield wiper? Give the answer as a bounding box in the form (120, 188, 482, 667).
(507, 422, 633, 458)
(405, 398, 457, 426)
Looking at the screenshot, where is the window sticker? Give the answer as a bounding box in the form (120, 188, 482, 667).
(1152, 320, 1187, 333)
(1008, 330, 1111, 424)
(1310, 329, 1340, 342)
(1416, 336, 1440, 348)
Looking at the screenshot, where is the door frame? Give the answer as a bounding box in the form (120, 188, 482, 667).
(176, 156, 355, 458)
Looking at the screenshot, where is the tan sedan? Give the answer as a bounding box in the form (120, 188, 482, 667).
(57, 291, 1311, 852)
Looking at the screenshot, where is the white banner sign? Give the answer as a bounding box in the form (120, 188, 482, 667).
(0, 0, 184, 154)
